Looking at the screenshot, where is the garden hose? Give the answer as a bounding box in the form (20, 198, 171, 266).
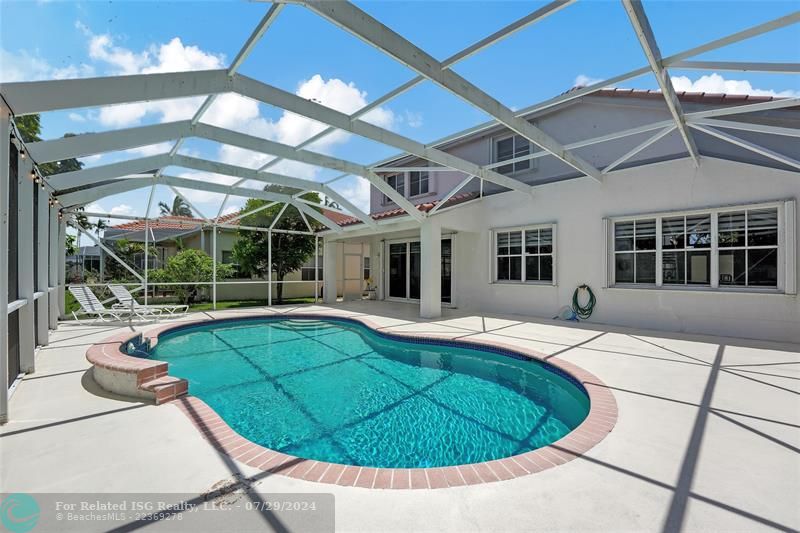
(572, 284, 596, 320)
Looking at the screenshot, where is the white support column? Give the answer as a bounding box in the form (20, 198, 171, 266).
(711, 213, 720, 289)
(212, 224, 217, 310)
(144, 217, 150, 306)
(48, 205, 58, 328)
(314, 236, 319, 303)
(419, 218, 442, 319)
(36, 181, 50, 346)
(323, 240, 338, 305)
(58, 220, 66, 317)
(18, 154, 35, 373)
(144, 183, 155, 306)
(268, 230, 272, 306)
(0, 104, 10, 424)
(370, 236, 383, 300)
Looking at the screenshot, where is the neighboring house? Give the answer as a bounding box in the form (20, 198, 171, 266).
(102, 211, 354, 300)
(65, 245, 101, 283)
(320, 87, 800, 343)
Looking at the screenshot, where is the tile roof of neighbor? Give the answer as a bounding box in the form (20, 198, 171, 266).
(109, 212, 241, 231)
(575, 86, 790, 106)
(332, 191, 480, 228)
(109, 209, 351, 231)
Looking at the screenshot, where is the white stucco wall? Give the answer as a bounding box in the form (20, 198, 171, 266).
(369, 157, 799, 343)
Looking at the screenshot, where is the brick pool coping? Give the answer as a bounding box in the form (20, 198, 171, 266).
(87, 311, 618, 489)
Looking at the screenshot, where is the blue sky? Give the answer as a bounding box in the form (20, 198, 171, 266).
(1, 0, 798, 227)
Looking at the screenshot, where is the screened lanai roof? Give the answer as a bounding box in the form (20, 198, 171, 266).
(1, 1, 798, 235)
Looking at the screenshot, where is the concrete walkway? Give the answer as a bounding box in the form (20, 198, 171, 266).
(1, 302, 798, 532)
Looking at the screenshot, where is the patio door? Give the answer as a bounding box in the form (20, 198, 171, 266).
(386, 237, 453, 304)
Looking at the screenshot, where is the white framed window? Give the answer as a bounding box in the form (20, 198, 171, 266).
(409, 171, 429, 197)
(383, 173, 405, 204)
(613, 218, 656, 284)
(492, 134, 531, 175)
(608, 200, 795, 293)
(492, 224, 556, 284)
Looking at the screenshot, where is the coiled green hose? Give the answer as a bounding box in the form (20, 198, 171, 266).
(572, 284, 596, 320)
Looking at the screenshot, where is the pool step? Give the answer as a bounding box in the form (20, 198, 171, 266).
(140, 375, 189, 405)
(271, 320, 336, 332)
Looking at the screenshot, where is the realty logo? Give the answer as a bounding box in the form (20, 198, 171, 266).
(0, 494, 40, 533)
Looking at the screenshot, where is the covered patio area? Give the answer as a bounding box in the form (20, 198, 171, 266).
(1, 302, 798, 531)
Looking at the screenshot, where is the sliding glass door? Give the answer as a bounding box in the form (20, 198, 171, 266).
(386, 238, 453, 304)
(388, 243, 408, 299)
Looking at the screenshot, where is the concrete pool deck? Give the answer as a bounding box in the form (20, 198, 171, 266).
(1, 301, 798, 532)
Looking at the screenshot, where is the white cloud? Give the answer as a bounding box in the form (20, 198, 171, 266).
(125, 142, 173, 157)
(0, 48, 95, 82)
(78, 154, 103, 165)
(574, 74, 604, 87)
(172, 170, 238, 204)
(77, 23, 226, 128)
(220, 204, 241, 217)
(671, 73, 800, 98)
(7, 22, 419, 213)
(404, 110, 423, 128)
(331, 176, 371, 213)
(207, 74, 396, 181)
(110, 204, 134, 216)
(82, 202, 135, 227)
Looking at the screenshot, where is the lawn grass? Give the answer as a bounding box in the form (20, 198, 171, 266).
(188, 297, 316, 312)
(63, 291, 315, 319)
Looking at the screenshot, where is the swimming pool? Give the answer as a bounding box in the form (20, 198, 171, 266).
(150, 317, 590, 468)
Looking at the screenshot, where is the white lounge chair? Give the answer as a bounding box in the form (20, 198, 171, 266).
(108, 284, 189, 316)
(68, 285, 137, 324)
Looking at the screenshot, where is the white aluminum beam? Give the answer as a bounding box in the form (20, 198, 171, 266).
(32, 123, 386, 226)
(689, 124, 800, 171)
(372, 166, 450, 173)
(171, 153, 377, 226)
(28, 121, 191, 163)
(67, 211, 144, 221)
(48, 204, 59, 329)
(0, 105, 9, 422)
(58, 179, 152, 207)
(416, 12, 800, 154)
(157, 174, 342, 231)
(603, 126, 676, 174)
(0, 69, 231, 116)
(168, 185, 209, 221)
(234, 74, 534, 196)
(269, 203, 289, 230)
(622, 0, 699, 167)
(167, 4, 285, 159)
(688, 118, 800, 138)
(302, 1, 603, 183)
(193, 123, 378, 179)
(257, 0, 573, 174)
(17, 157, 35, 372)
(75, 223, 144, 282)
(47, 154, 171, 190)
(670, 60, 800, 74)
(295, 202, 341, 232)
(428, 174, 475, 215)
(685, 97, 800, 120)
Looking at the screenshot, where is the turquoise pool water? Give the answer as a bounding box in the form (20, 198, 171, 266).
(151, 318, 590, 468)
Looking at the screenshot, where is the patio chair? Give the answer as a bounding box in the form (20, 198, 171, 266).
(108, 284, 189, 316)
(68, 285, 137, 324)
